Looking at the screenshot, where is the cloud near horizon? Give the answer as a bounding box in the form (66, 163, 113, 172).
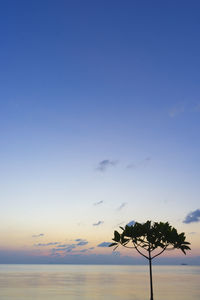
(56, 244, 68, 248)
(0, 249, 199, 265)
(96, 159, 118, 172)
(77, 241, 88, 246)
(52, 239, 89, 254)
(74, 238, 87, 242)
(35, 242, 59, 246)
(97, 242, 111, 247)
(53, 244, 77, 253)
(32, 233, 44, 238)
(183, 209, 200, 224)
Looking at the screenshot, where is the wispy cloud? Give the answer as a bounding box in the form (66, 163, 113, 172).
(97, 242, 111, 247)
(65, 245, 77, 252)
(93, 221, 104, 226)
(74, 238, 88, 245)
(57, 244, 77, 253)
(32, 233, 44, 238)
(126, 163, 136, 169)
(117, 202, 127, 211)
(169, 103, 185, 118)
(34, 237, 91, 256)
(194, 103, 200, 112)
(35, 242, 59, 247)
(183, 209, 200, 224)
(56, 244, 68, 248)
(77, 246, 94, 253)
(94, 200, 104, 206)
(52, 245, 76, 252)
(169, 101, 200, 117)
(77, 241, 88, 246)
(126, 157, 151, 169)
(52, 240, 89, 253)
(52, 239, 91, 255)
(96, 159, 118, 172)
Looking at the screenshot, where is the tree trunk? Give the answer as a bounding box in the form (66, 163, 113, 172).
(148, 253, 154, 300)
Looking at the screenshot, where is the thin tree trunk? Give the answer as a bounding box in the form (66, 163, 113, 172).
(148, 251, 154, 300)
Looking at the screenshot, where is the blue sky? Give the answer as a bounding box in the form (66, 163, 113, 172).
(0, 0, 200, 264)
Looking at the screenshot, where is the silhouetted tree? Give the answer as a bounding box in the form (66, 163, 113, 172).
(110, 220, 191, 300)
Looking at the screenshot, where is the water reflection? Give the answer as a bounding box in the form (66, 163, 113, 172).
(0, 265, 199, 300)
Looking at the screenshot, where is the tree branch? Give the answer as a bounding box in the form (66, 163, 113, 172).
(122, 244, 136, 249)
(134, 243, 149, 259)
(152, 246, 167, 259)
(132, 238, 149, 252)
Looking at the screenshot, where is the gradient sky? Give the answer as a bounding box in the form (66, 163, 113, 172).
(0, 0, 200, 264)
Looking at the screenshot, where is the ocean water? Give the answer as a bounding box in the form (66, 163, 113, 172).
(0, 264, 199, 300)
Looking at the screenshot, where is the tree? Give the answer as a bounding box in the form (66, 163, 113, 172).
(109, 220, 191, 300)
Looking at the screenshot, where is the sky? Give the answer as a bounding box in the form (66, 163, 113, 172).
(0, 0, 200, 264)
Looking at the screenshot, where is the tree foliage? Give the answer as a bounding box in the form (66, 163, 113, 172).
(110, 220, 191, 258)
(110, 220, 191, 300)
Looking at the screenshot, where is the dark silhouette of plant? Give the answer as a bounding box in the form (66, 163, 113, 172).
(110, 220, 191, 300)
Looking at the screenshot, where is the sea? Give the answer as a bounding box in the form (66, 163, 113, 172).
(0, 264, 199, 300)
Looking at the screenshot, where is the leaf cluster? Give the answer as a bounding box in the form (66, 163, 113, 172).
(110, 221, 191, 259)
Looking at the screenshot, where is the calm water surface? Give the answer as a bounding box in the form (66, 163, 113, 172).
(0, 264, 199, 300)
